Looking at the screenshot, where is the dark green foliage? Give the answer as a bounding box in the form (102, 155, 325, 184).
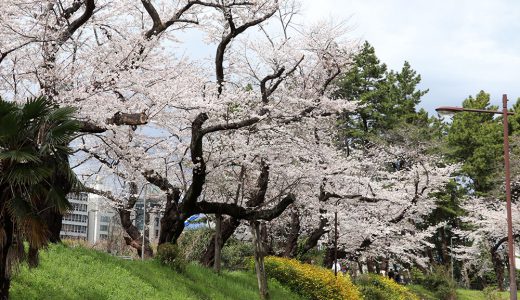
(446, 91, 503, 193)
(156, 243, 186, 272)
(335, 41, 429, 147)
(412, 266, 457, 300)
(221, 238, 254, 270)
(0, 96, 80, 262)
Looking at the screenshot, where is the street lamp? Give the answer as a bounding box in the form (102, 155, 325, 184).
(436, 94, 517, 300)
(334, 198, 341, 277)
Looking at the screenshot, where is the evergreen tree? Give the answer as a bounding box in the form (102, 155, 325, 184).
(446, 91, 503, 193)
(335, 41, 428, 147)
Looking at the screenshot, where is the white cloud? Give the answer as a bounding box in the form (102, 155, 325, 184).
(300, 0, 520, 111)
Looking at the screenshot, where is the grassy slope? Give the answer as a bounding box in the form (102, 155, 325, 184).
(10, 244, 302, 300)
(456, 289, 518, 300)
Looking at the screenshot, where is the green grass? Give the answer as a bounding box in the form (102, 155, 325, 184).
(456, 288, 518, 300)
(407, 285, 438, 300)
(408, 285, 520, 300)
(10, 244, 302, 300)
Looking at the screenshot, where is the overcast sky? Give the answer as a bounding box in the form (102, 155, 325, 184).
(301, 0, 520, 113)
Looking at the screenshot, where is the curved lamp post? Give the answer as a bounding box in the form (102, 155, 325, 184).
(436, 94, 516, 300)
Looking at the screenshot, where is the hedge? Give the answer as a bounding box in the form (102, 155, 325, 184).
(263, 256, 362, 300)
(355, 273, 419, 300)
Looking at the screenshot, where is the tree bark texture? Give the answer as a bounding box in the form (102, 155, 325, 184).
(283, 209, 300, 258)
(491, 250, 505, 291)
(252, 221, 269, 300)
(0, 216, 13, 300)
(299, 217, 329, 257)
(214, 214, 223, 273)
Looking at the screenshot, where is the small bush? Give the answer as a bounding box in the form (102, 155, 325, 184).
(413, 266, 456, 300)
(177, 227, 213, 263)
(355, 273, 419, 300)
(156, 243, 186, 272)
(483, 286, 501, 300)
(263, 256, 362, 300)
(221, 238, 254, 270)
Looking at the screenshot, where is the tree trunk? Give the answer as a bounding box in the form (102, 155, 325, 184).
(252, 221, 269, 300)
(214, 214, 222, 273)
(119, 182, 153, 258)
(283, 210, 300, 258)
(439, 229, 449, 265)
(358, 260, 364, 274)
(28, 245, 39, 269)
(200, 217, 241, 267)
(367, 257, 375, 273)
(491, 250, 505, 291)
(0, 216, 13, 300)
(300, 218, 328, 257)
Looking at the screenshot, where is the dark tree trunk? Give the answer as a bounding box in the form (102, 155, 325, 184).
(382, 257, 390, 274)
(159, 214, 186, 245)
(491, 250, 505, 291)
(214, 214, 222, 273)
(27, 245, 39, 269)
(200, 217, 241, 267)
(0, 216, 13, 300)
(358, 259, 364, 274)
(488, 235, 520, 291)
(323, 246, 346, 268)
(300, 218, 329, 257)
(367, 257, 376, 273)
(283, 210, 300, 258)
(439, 229, 449, 265)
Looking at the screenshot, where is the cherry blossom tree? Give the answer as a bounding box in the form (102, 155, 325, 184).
(453, 196, 520, 290)
(0, 0, 358, 265)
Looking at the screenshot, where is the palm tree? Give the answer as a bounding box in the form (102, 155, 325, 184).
(0, 96, 80, 299)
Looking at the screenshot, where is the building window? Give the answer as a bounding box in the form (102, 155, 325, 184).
(99, 225, 109, 232)
(100, 216, 111, 223)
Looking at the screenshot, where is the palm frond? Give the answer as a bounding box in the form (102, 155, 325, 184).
(45, 186, 71, 214)
(0, 149, 41, 163)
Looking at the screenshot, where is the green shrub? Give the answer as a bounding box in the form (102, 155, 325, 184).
(263, 256, 362, 300)
(177, 227, 213, 263)
(156, 243, 186, 272)
(413, 266, 456, 300)
(355, 273, 419, 300)
(221, 238, 254, 270)
(482, 286, 501, 300)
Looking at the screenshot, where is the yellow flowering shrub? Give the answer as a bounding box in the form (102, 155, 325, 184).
(263, 256, 362, 300)
(355, 273, 419, 300)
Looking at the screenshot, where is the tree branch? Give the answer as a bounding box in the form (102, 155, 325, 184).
(195, 194, 295, 221)
(58, 0, 95, 45)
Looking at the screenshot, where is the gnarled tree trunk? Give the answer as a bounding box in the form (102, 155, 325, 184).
(299, 217, 329, 257)
(283, 209, 300, 258)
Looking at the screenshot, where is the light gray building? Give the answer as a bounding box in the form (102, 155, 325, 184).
(60, 191, 117, 243)
(60, 192, 89, 240)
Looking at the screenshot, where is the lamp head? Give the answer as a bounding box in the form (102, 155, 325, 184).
(435, 106, 464, 116)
